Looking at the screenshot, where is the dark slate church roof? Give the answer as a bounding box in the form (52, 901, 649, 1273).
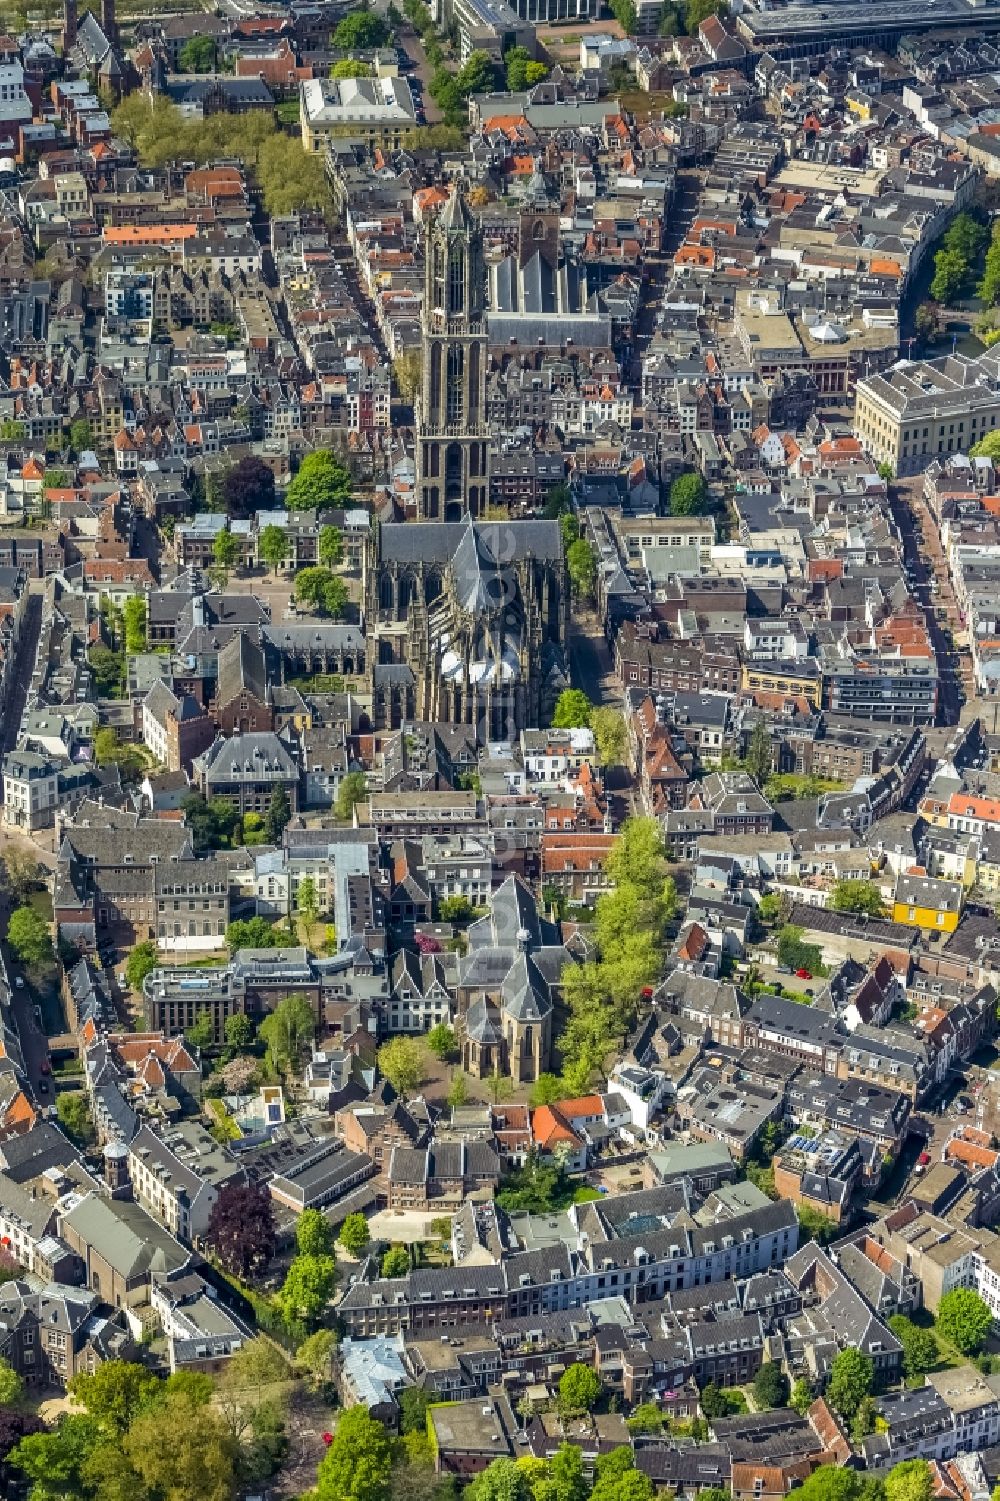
(378, 519, 562, 566)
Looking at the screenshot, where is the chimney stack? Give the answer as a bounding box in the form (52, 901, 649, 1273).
(62, 0, 77, 50)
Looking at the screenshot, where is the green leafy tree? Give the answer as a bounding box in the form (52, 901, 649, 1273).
(669, 471, 708, 515)
(125, 940, 158, 991)
(590, 707, 626, 766)
(265, 784, 291, 844)
(626, 1402, 664, 1435)
(69, 418, 93, 454)
(260, 993, 315, 1074)
(187, 1010, 215, 1050)
(888, 1314, 939, 1379)
(377, 1036, 423, 1098)
(213, 529, 241, 578)
(558, 1363, 601, 1415)
(257, 132, 329, 216)
(914, 301, 940, 344)
(885, 1462, 933, 1501)
(334, 10, 390, 46)
(426, 1022, 457, 1061)
(756, 892, 784, 928)
(0, 1355, 22, 1405)
(296, 1327, 338, 1389)
(224, 1012, 256, 1050)
(259, 524, 289, 574)
(318, 524, 344, 568)
(278, 1253, 337, 1328)
(393, 350, 421, 402)
(8, 1414, 103, 1501)
(937, 1286, 993, 1354)
(469, 1458, 532, 1501)
(790, 1377, 813, 1415)
(447, 1072, 469, 1108)
(68, 1362, 159, 1437)
(744, 718, 772, 783)
(971, 431, 1000, 460)
(339, 1212, 370, 1257)
(753, 1361, 789, 1410)
(336, 770, 368, 822)
(124, 1388, 238, 1501)
(315, 1406, 393, 1501)
(530, 1073, 566, 1106)
(56, 1091, 94, 1147)
(830, 879, 886, 916)
(826, 1347, 874, 1422)
(381, 1244, 410, 1277)
(227, 916, 285, 950)
(331, 58, 373, 78)
(609, 0, 637, 32)
(776, 924, 823, 975)
(297, 1207, 335, 1257)
(179, 34, 216, 70)
(297, 875, 321, 941)
(295, 567, 348, 619)
(699, 1382, 730, 1419)
(285, 450, 352, 509)
(122, 596, 147, 655)
(0, 419, 26, 441)
(551, 689, 592, 729)
(565, 536, 597, 599)
(930, 248, 968, 306)
(7, 905, 52, 968)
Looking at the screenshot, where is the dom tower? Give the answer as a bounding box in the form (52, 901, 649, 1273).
(416, 188, 489, 520)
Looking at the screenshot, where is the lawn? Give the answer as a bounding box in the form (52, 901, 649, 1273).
(572, 1185, 603, 1205)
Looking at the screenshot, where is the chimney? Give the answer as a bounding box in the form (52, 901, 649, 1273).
(103, 1139, 131, 1200)
(101, 0, 116, 43)
(62, 0, 77, 49)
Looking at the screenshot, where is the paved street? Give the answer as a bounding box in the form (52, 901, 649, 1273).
(888, 477, 971, 726)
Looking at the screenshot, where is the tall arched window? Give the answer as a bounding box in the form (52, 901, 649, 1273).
(446, 346, 464, 423)
(448, 248, 465, 314)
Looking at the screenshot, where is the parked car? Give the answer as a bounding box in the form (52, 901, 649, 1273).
(13, 976, 24, 989)
(795, 968, 812, 979)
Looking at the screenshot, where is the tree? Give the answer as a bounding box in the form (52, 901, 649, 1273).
(551, 689, 592, 729)
(381, 1245, 410, 1277)
(699, 1381, 730, 1419)
(124, 1389, 238, 1501)
(56, 1091, 94, 1146)
(669, 471, 708, 516)
(336, 770, 368, 822)
(331, 58, 373, 78)
(334, 10, 390, 46)
(937, 1286, 993, 1354)
(558, 1363, 601, 1415)
(259, 993, 315, 1073)
(826, 1347, 874, 1422)
(8, 904, 52, 968)
(609, 0, 637, 32)
(777, 924, 823, 975)
(285, 450, 352, 509)
(122, 595, 147, 655)
(469, 1459, 532, 1501)
(221, 456, 275, 516)
(259, 524, 289, 574)
(224, 1012, 256, 1050)
(604, 814, 671, 901)
(447, 1072, 469, 1108)
(756, 892, 784, 928)
(293, 1208, 332, 1259)
(8, 1414, 103, 1501)
(213, 529, 241, 578)
(125, 939, 158, 992)
(278, 1252, 337, 1328)
(378, 1036, 423, 1098)
(930, 248, 967, 306)
(971, 430, 1000, 461)
(0, 419, 26, 442)
(753, 1361, 789, 1410)
(265, 784, 291, 844)
(297, 875, 321, 941)
(227, 916, 285, 951)
(69, 1361, 159, 1437)
(339, 1212, 371, 1258)
(294, 566, 348, 618)
(318, 525, 344, 568)
(296, 1328, 338, 1390)
(888, 1314, 939, 1379)
(89, 643, 124, 696)
(590, 706, 626, 767)
(69, 418, 93, 454)
(626, 1402, 664, 1435)
(426, 1022, 457, 1061)
(565, 537, 597, 599)
(886, 1462, 933, 1501)
(187, 1010, 215, 1050)
(505, 45, 538, 90)
(2, 847, 41, 904)
(315, 1406, 393, 1501)
(0, 1407, 44, 1497)
(0, 1356, 22, 1406)
(208, 1181, 276, 1278)
(790, 1377, 813, 1415)
(179, 34, 216, 70)
(393, 350, 422, 402)
(914, 301, 939, 344)
(830, 879, 886, 916)
(744, 718, 772, 784)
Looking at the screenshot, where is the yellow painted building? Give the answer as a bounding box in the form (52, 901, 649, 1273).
(891, 872, 963, 933)
(742, 662, 823, 708)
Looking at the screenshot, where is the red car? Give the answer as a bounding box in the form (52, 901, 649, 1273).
(918, 1152, 931, 1167)
(795, 968, 812, 980)
(39, 1061, 50, 1075)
